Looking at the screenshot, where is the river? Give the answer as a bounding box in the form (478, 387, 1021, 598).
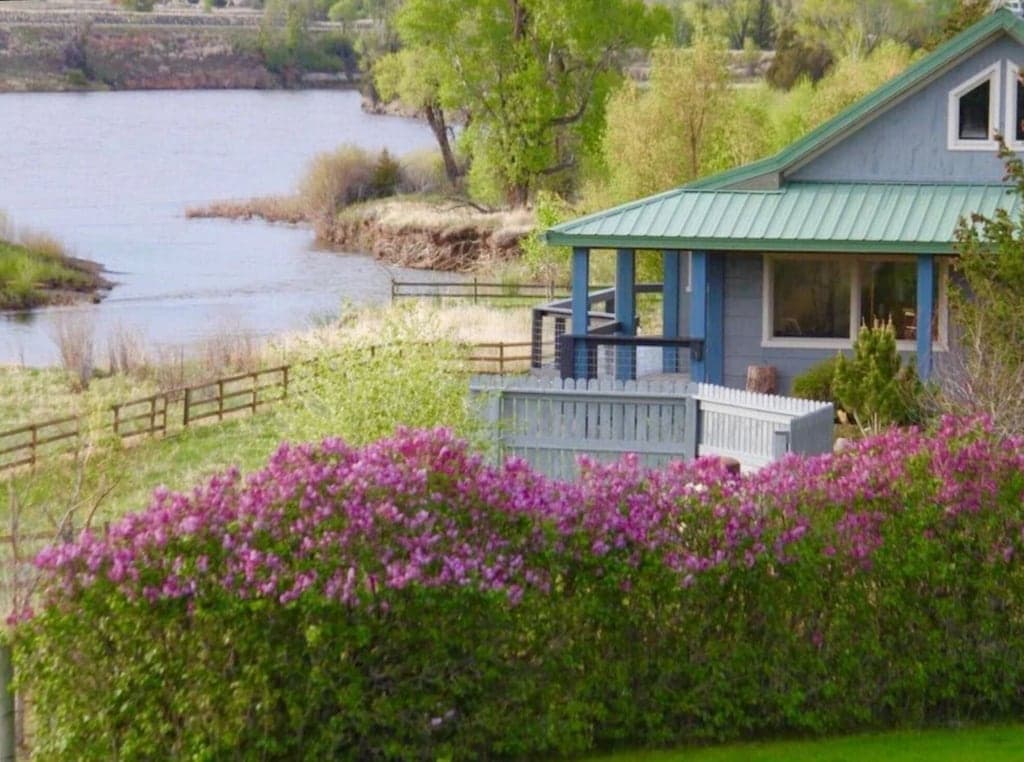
(0, 89, 448, 366)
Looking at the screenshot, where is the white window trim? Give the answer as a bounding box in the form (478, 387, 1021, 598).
(1005, 61, 1024, 150)
(761, 254, 949, 352)
(947, 62, 1001, 151)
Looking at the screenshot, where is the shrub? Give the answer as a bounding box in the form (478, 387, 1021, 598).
(397, 148, 448, 194)
(766, 27, 834, 90)
(791, 355, 839, 403)
(833, 320, 924, 435)
(298, 144, 378, 223)
(16, 419, 1024, 759)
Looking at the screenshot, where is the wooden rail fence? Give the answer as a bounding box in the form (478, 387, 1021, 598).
(391, 279, 570, 303)
(0, 342, 540, 475)
(0, 417, 80, 472)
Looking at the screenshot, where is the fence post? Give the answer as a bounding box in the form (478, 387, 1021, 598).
(113, 405, 121, 437)
(772, 430, 791, 460)
(29, 426, 36, 470)
(498, 343, 505, 375)
(282, 366, 289, 399)
(184, 388, 192, 427)
(473, 277, 478, 304)
(251, 373, 258, 414)
(218, 381, 225, 421)
(0, 641, 13, 762)
(683, 395, 700, 460)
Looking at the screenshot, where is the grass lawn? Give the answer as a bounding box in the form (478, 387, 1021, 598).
(589, 725, 1024, 762)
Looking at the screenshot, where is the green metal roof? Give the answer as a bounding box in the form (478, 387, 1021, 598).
(545, 182, 1018, 254)
(688, 8, 1024, 191)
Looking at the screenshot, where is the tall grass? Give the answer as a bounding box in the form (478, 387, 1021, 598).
(0, 237, 97, 311)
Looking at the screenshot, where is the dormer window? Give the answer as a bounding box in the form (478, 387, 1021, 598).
(948, 63, 1000, 150)
(959, 81, 990, 139)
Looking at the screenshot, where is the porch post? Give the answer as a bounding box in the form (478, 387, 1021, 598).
(689, 250, 724, 385)
(663, 250, 681, 372)
(689, 251, 707, 382)
(706, 252, 725, 385)
(615, 248, 636, 380)
(572, 247, 590, 378)
(916, 253, 935, 381)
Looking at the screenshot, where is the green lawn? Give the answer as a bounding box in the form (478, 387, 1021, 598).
(588, 726, 1024, 762)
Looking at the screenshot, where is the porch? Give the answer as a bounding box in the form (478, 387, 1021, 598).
(537, 183, 996, 389)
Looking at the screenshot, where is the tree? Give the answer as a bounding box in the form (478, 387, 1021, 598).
(795, 0, 944, 58)
(599, 39, 730, 203)
(944, 143, 1024, 435)
(374, 48, 461, 187)
(925, 0, 989, 50)
(382, 0, 669, 206)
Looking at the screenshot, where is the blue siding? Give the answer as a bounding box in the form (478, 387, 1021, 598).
(791, 35, 1024, 184)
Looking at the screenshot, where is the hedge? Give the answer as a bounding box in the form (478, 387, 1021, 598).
(15, 419, 1024, 760)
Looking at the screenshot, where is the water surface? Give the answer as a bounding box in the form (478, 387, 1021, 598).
(0, 89, 447, 365)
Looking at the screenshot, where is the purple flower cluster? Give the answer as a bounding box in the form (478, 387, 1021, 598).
(25, 418, 1024, 620)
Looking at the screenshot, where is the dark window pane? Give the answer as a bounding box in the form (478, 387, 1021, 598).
(1017, 78, 1024, 142)
(773, 260, 851, 339)
(860, 261, 917, 340)
(959, 80, 990, 140)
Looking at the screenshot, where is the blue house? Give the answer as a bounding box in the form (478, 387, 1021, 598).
(544, 9, 1024, 393)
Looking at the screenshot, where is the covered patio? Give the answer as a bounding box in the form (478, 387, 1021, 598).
(541, 182, 1020, 390)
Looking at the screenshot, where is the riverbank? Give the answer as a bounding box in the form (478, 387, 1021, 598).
(0, 238, 110, 311)
(188, 196, 535, 272)
(0, 0, 356, 91)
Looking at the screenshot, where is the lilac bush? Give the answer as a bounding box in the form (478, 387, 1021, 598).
(16, 418, 1024, 760)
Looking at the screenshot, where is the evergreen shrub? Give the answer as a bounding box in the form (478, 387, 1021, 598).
(16, 420, 1024, 759)
(791, 355, 840, 404)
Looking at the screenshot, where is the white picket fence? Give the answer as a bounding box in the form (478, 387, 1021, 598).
(692, 383, 835, 469)
(470, 376, 833, 478)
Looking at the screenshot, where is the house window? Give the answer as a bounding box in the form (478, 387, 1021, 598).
(959, 81, 990, 139)
(772, 259, 851, 339)
(948, 63, 1000, 150)
(764, 255, 948, 349)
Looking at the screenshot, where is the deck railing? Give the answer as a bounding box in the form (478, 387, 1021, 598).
(530, 283, 662, 370)
(556, 333, 704, 380)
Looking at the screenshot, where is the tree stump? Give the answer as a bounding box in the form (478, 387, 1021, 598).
(746, 364, 777, 394)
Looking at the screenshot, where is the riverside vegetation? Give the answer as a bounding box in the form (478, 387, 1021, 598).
(0, 228, 109, 311)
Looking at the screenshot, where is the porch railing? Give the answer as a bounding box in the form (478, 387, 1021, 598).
(530, 283, 662, 370)
(556, 334, 704, 380)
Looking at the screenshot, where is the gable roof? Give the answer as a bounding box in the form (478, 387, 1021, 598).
(545, 182, 1017, 254)
(688, 8, 1024, 191)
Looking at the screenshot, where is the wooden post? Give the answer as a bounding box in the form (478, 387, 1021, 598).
(473, 277, 479, 304)
(282, 366, 289, 400)
(916, 253, 935, 381)
(29, 426, 36, 470)
(571, 248, 590, 378)
(251, 373, 258, 414)
(498, 343, 505, 375)
(183, 388, 192, 427)
(663, 250, 681, 372)
(149, 398, 156, 436)
(113, 405, 121, 437)
(218, 381, 225, 421)
(0, 642, 13, 762)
